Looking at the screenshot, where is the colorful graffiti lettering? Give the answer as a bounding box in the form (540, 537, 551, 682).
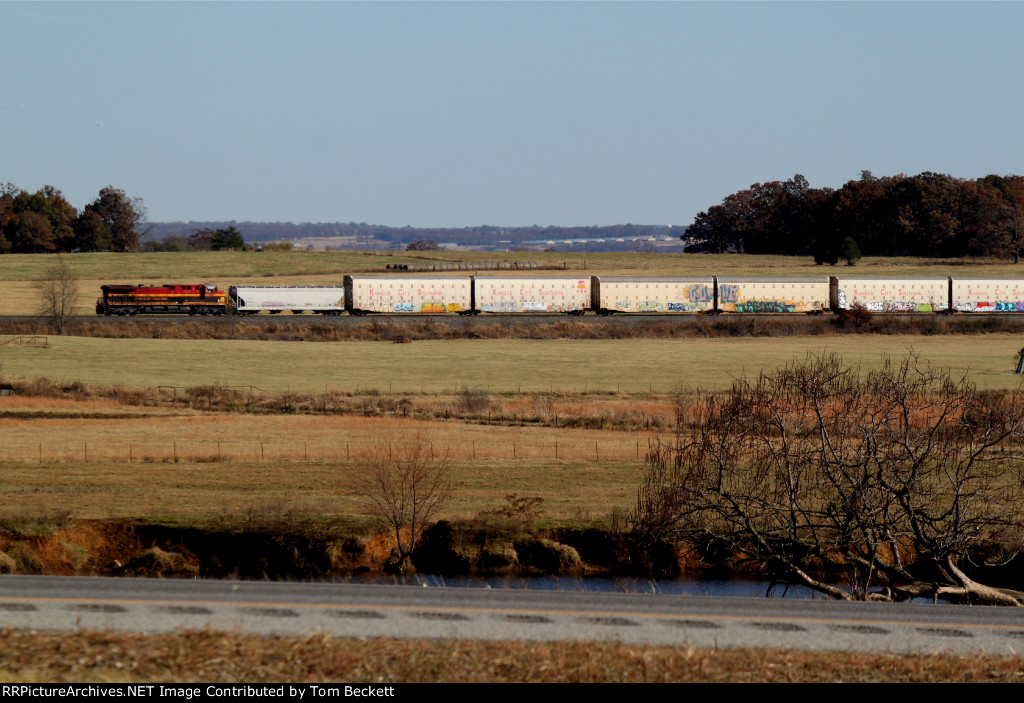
(954, 300, 1024, 312)
(839, 290, 945, 312)
(420, 302, 445, 313)
(666, 302, 706, 312)
(636, 301, 664, 312)
(446, 303, 463, 312)
(735, 300, 796, 313)
(685, 284, 714, 303)
(393, 302, 415, 312)
(481, 301, 518, 313)
(718, 285, 739, 304)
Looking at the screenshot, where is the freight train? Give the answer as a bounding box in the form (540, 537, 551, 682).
(94, 276, 1024, 316)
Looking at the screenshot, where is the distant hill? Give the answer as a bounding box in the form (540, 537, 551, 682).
(144, 221, 687, 252)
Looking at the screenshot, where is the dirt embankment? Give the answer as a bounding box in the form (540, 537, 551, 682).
(0, 519, 657, 581)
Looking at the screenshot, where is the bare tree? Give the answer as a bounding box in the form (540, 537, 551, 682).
(632, 353, 1024, 605)
(35, 255, 79, 335)
(358, 434, 455, 572)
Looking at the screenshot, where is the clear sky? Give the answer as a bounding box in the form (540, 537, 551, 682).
(2, 1, 1022, 227)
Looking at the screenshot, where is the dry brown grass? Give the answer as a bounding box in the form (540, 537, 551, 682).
(8, 313, 1024, 344)
(0, 630, 1020, 682)
(0, 411, 646, 522)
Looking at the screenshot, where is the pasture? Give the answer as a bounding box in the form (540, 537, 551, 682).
(1, 334, 1021, 393)
(0, 415, 644, 523)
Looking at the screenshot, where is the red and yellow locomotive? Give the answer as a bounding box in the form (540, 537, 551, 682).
(95, 283, 227, 316)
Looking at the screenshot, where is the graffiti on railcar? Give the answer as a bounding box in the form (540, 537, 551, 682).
(734, 300, 797, 313)
(666, 302, 708, 312)
(685, 284, 714, 304)
(481, 301, 518, 313)
(636, 301, 664, 312)
(954, 300, 1024, 312)
(718, 285, 739, 304)
(837, 290, 941, 312)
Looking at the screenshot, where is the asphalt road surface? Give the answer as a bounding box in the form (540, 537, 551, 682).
(1, 575, 1023, 656)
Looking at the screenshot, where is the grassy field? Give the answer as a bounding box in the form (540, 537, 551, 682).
(1, 331, 1018, 525)
(2, 334, 1022, 393)
(6, 250, 1024, 282)
(6, 250, 1024, 316)
(0, 410, 644, 522)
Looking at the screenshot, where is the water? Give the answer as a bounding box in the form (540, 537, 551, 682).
(328, 573, 825, 599)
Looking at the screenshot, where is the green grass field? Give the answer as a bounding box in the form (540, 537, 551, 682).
(2, 334, 1021, 393)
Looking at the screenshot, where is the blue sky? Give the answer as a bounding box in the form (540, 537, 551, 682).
(2, 1, 1022, 227)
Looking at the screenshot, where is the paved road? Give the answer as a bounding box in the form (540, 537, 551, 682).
(1, 575, 1023, 655)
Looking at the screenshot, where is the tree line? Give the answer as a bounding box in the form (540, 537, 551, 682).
(0, 183, 148, 253)
(687, 172, 1024, 262)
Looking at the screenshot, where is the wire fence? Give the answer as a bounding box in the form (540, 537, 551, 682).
(2, 437, 652, 465)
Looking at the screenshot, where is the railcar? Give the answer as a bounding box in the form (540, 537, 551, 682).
(96, 283, 227, 316)
(344, 275, 473, 315)
(832, 277, 949, 313)
(950, 278, 1024, 313)
(474, 275, 590, 314)
(591, 276, 714, 314)
(229, 286, 345, 315)
(717, 277, 831, 314)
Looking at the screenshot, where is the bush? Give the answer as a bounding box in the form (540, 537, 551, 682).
(631, 352, 1024, 604)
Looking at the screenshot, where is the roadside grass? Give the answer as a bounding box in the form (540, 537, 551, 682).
(0, 630, 1019, 683)
(2, 334, 1022, 393)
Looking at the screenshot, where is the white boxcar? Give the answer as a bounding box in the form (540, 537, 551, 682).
(592, 276, 714, 313)
(951, 278, 1024, 313)
(475, 276, 590, 313)
(345, 276, 472, 314)
(716, 277, 830, 313)
(834, 277, 948, 312)
(230, 286, 345, 314)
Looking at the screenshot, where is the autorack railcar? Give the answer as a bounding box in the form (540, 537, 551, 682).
(591, 276, 715, 314)
(344, 275, 473, 315)
(832, 277, 950, 313)
(716, 277, 831, 314)
(474, 275, 590, 314)
(950, 278, 1024, 313)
